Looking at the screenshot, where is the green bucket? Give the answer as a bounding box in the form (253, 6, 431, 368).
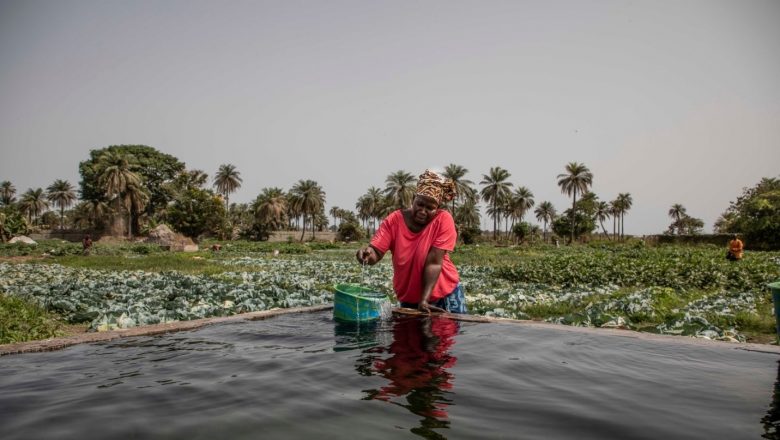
(769, 281, 780, 343)
(333, 283, 390, 322)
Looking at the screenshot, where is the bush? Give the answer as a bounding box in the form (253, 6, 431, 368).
(167, 189, 228, 238)
(0, 293, 63, 344)
(512, 222, 531, 243)
(717, 177, 780, 250)
(1, 207, 30, 241)
(337, 222, 364, 242)
(459, 226, 483, 245)
(551, 210, 596, 242)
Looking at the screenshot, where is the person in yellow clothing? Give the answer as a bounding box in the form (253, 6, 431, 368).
(727, 234, 744, 261)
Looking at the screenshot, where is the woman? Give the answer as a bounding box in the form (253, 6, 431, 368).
(356, 170, 466, 314)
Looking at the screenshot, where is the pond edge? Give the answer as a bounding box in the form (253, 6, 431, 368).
(3, 305, 780, 356)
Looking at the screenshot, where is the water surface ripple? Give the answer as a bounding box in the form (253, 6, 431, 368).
(1, 311, 778, 439)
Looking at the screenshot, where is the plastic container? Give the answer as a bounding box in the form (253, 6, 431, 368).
(769, 281, 780, 343)
(333, 283, 390, 322)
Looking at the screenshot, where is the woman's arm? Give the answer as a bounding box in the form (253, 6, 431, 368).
(419, 247, 447, 313)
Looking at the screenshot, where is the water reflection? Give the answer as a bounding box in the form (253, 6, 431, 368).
(333, 320, 384, 353)
(762, 360, 780, 439)
(348, 315, 459, 440)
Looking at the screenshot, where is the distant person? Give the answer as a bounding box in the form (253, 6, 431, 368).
(82, 234, 93, 256)
(726, 234, 744, 261)
(356, 169, 466, 314)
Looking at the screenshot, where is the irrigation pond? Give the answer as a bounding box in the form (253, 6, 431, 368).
(1, 310, 779, 439)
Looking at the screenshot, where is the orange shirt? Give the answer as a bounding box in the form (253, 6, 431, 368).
(370, 209, 459, 303)
(729, 239, 744, 259)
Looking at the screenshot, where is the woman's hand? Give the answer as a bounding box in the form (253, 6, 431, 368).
(356, 246, 380, 265)
(418, 300, 447, 314)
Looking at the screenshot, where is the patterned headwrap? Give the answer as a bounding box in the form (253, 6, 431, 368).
(415, 169, 457, 205)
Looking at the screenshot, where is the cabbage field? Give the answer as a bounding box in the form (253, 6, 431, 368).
(1, 243, 779, 343)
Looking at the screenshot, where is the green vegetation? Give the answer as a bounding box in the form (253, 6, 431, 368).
(2, 241, 778, 344)
(458, 244, 780, 343)
(0, 239, 166, 258)
(167, 188, 229, 238)
(495, 245, 778, 292)
(716, 177, 780, 250)
(1, 293, 64, 344)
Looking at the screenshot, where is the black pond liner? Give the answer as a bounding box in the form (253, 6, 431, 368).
(1, 306, 780, 440)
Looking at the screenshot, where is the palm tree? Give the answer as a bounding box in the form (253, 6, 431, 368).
(595, 201, 611, 239)
(668, 203, 687, 235)
(329, 206, 341, 229)
(286, 193, 302, 230)
(254, 187, 288, 231)
(557, 162, 593, 244)
(122, 183, 149, 238)
(72, 200, 110, 230)
(454, 198, 481, 230)
(366, 187, 385, 233)
(46, 179, 77, 231)
(176, 169, 208, 191)
(534, 201, 556, 243)
(213, 164, 243, 209)
(290, 180, 325, 241)
(356, 187, 384, 234)
(1, 181, 16, 206)
(610, 200, 620, 240)
(480, 167, 513, 239)
(510, 186, 535, 234)
(616, 192, 633, 240)
(356, 195, 372, 232)
(98, 152, 142, 199)
(97, 152, 142, 236)
(501, 195, 513, 238)
(668, 203, 686, 223)
(19, 188, 49, 225)
(443, 164, 476, 212)
(384, 170, 417, 209)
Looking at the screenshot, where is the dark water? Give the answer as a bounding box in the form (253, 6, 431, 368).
(1, 311, 779, 440)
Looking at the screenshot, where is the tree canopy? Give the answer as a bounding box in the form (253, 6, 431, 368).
(79, 145, 185, 216)
(167, 188, 228, 238)
(716, 177, 780, 250)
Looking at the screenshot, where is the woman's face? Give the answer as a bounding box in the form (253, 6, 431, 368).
(411, 195, 439, 226)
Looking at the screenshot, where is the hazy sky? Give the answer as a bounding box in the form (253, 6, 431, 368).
(1, 0, 778, 234)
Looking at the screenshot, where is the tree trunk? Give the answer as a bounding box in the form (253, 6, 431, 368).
(600, 219, 610, 240)
(311, 214, 315, 239)
(300, 216, 307, 241)
(493, 199, 497, 240)
(109, 199, 125, 237)
(570, 191, 577, 245)
(621, 213, 625, 241)
(613, 215, 616, 240)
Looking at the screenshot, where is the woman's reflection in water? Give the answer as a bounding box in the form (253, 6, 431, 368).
(363, 315, 459, 439)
